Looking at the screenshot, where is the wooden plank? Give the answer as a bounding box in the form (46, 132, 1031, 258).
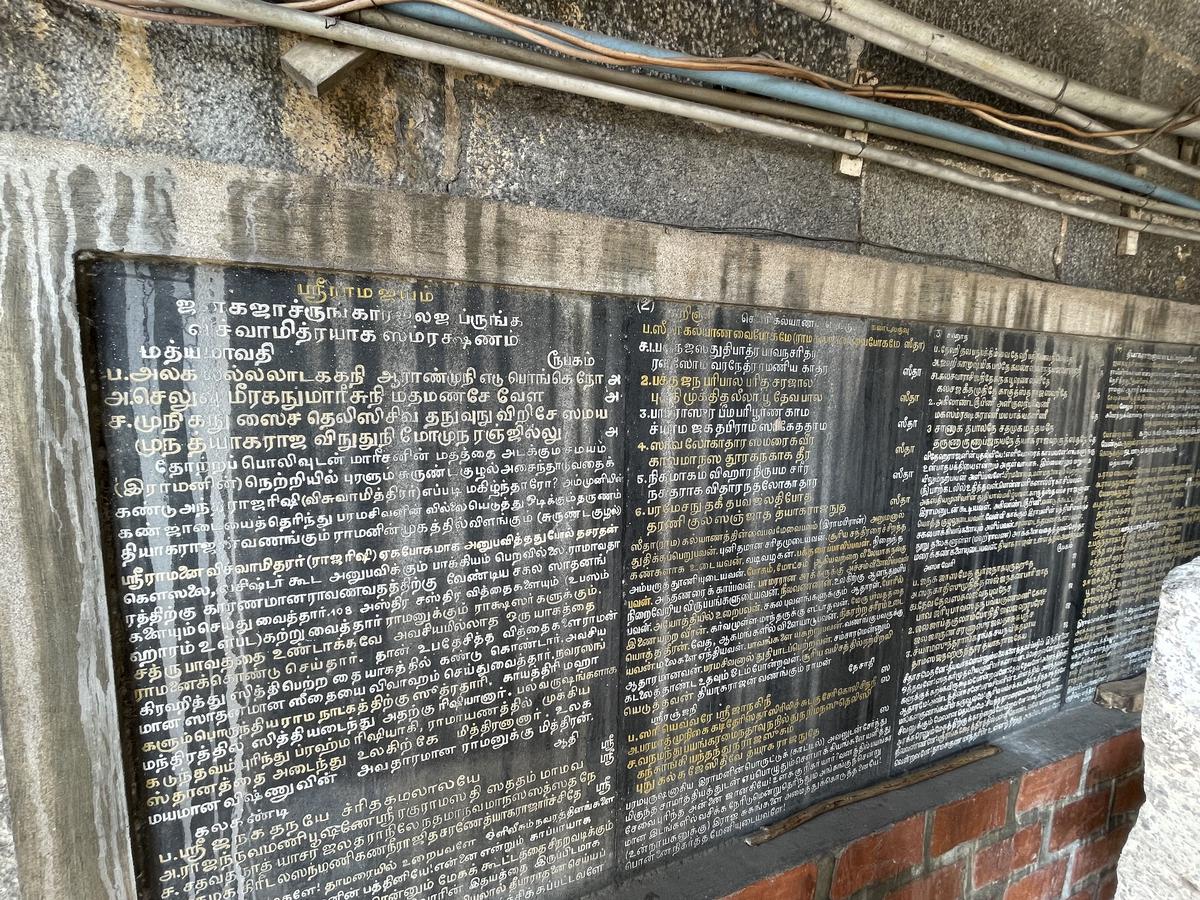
(1095, 674, 1146, 713)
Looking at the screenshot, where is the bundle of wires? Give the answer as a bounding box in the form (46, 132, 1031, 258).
(62, 0, 1200, 241)
(69, 0, 1200, 156)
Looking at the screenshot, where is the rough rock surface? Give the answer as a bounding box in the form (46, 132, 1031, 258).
(1116, 557, 1200, 899)
(0, 730, 16, 900)
(3, 0, 1200, 303)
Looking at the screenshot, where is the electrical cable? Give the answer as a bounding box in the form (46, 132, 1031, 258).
(354, 7, 1200, 226)
(166, 0, 1200, 244)
(69, 0, 1200, 226)
(968, 100, 1200, 155)
(776, 0, 1200, 183)
(70, 0, 1200, 155)
(71, 0, 249, 24)
(371, 1, 1200, 212)
(424, 0, 1200, 150)
(317, 0, 1200, 151)
(774, 0, 1200, 182)
(775, 0, 1200, 140)
(68, 0, 1200, 233)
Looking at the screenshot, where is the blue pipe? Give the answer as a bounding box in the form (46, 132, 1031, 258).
(389, 2, 1200, 213)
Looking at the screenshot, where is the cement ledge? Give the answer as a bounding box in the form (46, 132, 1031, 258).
(599, 703, 1139, 900)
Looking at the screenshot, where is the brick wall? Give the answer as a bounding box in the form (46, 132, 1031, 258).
(725, 728, 1143, 900)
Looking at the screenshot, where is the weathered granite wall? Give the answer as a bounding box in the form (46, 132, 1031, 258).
(1116, 558, 1200, 900)
(1, 0, 1199, 301)
(0, 130, 1193, 900)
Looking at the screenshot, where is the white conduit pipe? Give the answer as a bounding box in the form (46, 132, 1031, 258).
(358, 8, 1200, 226)
(776, 0, 1200, 141)
(775, 0, 1200, 182)
(178, 0, 1200, 244)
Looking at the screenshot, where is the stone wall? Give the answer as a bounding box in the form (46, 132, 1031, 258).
(0, 732, 15, 900)
(1116, 559, 1200, 899)
(2, 0, 1199, 302)
(725, 728, 1144, 900)
(0, 132, 1190, 900)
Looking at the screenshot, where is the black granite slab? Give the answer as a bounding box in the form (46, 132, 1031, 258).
(77, 255, 1199, 900)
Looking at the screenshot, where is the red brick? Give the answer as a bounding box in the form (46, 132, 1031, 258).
(1049, 792, 1109, 851)
(1098, 872, 1118, 900)
(973, 822, 1034, 887)
(974, 839, 1014, 889)
(931, 783, 1009, 856)
(1005, 859, 1068, 900)
(1087, 731, 1143, 787)
(1013, 823, 1042, 868)
(976, 822, 1043, 888)
(1017, 754, 1084, 814)
(725, 862, 818, 900)
(1067, 892, 1094, 900)
(1072, 826, 1132, 885)
(1112, 772, 1145, 816)
(886, 863, 964, 900)
(832, 815, 925, 900)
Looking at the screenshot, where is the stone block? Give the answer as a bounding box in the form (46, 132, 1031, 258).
(1094, 675, 1145, 713)
(0, 729, 16, 900)
(1116, 558, 1200, 899)
(280, 38, 374, 98)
